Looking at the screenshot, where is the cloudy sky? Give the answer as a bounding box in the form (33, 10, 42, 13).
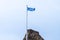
(0, 0, 60, 40)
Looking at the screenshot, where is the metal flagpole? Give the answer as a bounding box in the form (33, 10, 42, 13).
(26, 5, 28, 40)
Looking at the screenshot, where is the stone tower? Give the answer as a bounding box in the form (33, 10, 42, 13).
(23, 29, 44, 40)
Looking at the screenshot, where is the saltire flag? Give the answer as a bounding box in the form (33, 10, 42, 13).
(27, 7, 35, 11)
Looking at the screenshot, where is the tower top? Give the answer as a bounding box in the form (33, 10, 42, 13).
(23, 29, 44, 40)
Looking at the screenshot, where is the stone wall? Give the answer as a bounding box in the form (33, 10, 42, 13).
(23, 29, 44, 40)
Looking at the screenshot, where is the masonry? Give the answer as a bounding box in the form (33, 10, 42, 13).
(23, 29, 44, 40)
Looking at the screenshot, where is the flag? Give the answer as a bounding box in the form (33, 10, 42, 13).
(27, 7, 35, 11)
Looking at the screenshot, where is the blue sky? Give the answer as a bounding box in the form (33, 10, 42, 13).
(0, 0, 60, 40)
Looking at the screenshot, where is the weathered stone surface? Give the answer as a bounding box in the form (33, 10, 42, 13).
(23, 29, 44, 40)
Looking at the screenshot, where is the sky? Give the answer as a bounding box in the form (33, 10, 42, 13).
(0, 0, 60, 40)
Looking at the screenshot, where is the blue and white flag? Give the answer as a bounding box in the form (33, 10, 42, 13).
(27, 7, 35, 11)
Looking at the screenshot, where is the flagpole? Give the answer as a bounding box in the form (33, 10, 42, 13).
(26, 5, 28, 40)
